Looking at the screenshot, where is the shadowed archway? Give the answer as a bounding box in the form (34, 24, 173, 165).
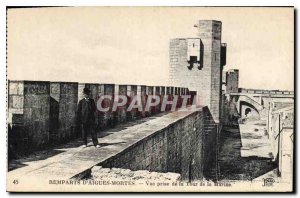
(239, 101, 260, 120)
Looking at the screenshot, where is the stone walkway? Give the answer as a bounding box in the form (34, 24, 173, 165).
(239, 120, 272, 158)
(8, 110, 198, 181)
(8, 114, 165, 172)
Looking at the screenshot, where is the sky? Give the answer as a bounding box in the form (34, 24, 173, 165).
(7, 7, 294, 91)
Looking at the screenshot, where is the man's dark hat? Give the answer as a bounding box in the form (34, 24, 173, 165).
(83, 87, 91, 94)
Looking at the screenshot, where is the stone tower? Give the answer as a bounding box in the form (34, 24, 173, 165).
(169, 20, 226, 122)
(225, 69, 239, 94)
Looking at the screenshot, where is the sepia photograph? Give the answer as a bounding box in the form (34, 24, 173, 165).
(5, 6, 294, 192)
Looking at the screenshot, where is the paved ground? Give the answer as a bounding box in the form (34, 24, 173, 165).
(219, 120, 276, 181)
(7, 110, 198, 180)
(8, 114, 166, 172)
(239, 120, 272, 158)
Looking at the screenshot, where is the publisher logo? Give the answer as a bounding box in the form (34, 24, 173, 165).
(263, 178, 275, 187)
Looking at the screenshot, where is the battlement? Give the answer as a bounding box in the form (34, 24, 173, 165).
(8, 80, 195, 153)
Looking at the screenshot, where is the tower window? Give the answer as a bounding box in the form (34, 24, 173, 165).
(187, 56, 197, 70)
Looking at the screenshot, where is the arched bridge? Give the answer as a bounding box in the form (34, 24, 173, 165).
(229, 89, 294, 120)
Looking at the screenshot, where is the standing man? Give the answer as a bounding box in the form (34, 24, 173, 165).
(77, 87, 100, 148)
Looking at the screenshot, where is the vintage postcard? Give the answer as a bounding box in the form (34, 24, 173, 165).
(6, 7, 294, 192)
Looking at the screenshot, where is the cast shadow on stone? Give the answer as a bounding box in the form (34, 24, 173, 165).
(8, 149, 65, 172)
(202, 106, 218, 181)
(98, 142, 127, 147)
(219, 125, 276, 181)
(49, 96, 59, 144)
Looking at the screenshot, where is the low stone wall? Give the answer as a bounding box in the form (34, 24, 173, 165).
(8, 106, 219, 184)
(99, 108, 205, 181)
(90, 166, 181, 182)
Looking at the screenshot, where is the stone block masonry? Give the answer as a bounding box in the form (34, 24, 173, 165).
(50, 82, 78, 144)
(8, 80, 50, 152)
(98, 84, 115, 129)
(8, 108, 213, 190)
(154, 86, 161, 113)
(8, 80, 190, 156)
(126, 85, 138, 121)
(146, 86, 155, 116)
(116, 85, 127, 124)
(138, 85, 147, 118)
(225, 69, 239, 94)
(90, 166, 181, 182)
(202, 106, 218, 180)
(169, 20, 225, 123)
(99, 108, 205, 181)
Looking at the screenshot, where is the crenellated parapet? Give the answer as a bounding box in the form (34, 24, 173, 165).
(7, 80, 194, 155)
